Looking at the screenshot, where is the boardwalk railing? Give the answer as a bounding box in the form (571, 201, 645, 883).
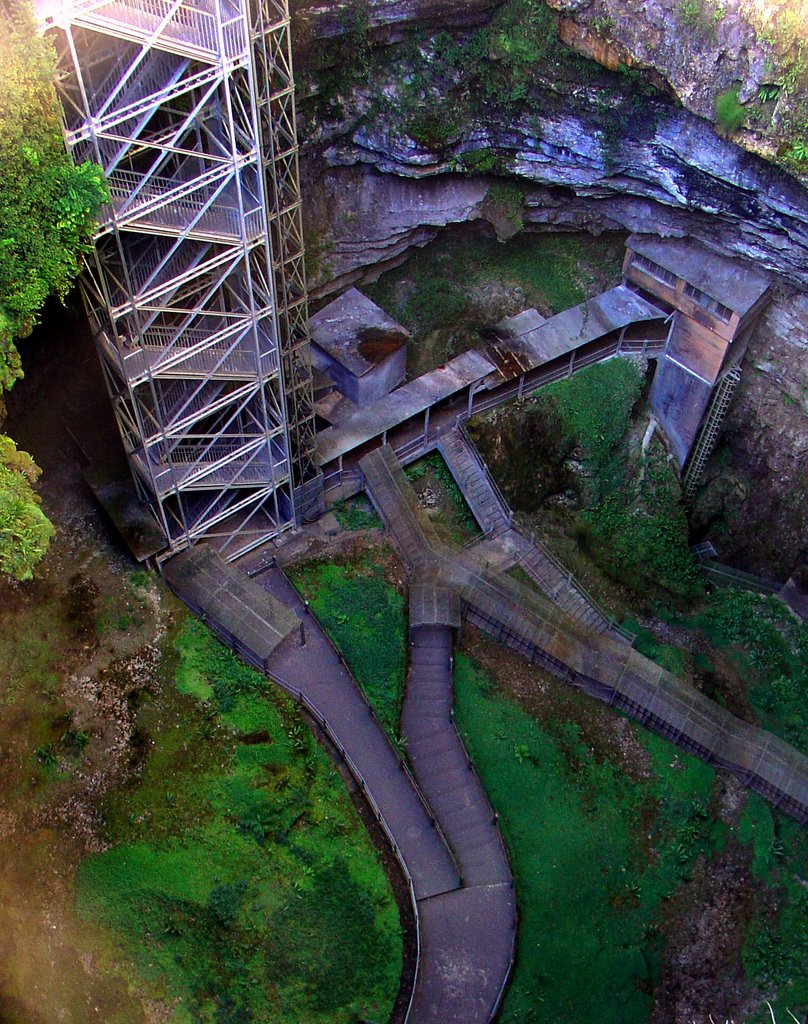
(451, 420, 635, 644)
(514, 520, 637, 644)
(264, 665, 424, 1024)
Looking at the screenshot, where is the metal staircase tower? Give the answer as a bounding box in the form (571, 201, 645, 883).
(36, 0, 321, 561)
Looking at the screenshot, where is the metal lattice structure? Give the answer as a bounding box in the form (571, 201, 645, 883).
(37, 0, 321, 561)
(681, 365, 742, 502)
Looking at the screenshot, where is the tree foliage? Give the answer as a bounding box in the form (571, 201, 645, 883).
(0, 5, 107, 387)
(0, 4, 107, 580)
(0, 435, 54, 580)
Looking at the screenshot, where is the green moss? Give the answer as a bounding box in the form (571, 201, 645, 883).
(715, 86, 747, 134)
(331, 495, 382, 532)
(485, 181, 525, 232)
(76, 618, 402, 1024)
(454, 653, 720, 1024)
(692, 589, 807, 753)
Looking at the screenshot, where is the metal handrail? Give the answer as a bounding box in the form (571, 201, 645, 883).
(452, 420, 514, 529)
(164, 578, 426, 1023)
(514, 520, 636, 643)
(264, 666, 424, 1024)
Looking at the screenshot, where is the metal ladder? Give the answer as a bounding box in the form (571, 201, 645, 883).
(682, 366, 741, 502)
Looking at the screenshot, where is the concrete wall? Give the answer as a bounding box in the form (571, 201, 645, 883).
(311, 342, 407, 405)
(650, 356, 712, 465)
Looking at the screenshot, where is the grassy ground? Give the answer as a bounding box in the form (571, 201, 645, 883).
(294, 544, 806, 1023)
(454, 650, 717, 1023)
(405, 452, 480, 545)
(288, 549, 407, 741)
(76, 617, 402, 1024)
(0, 520, 403, 1024)
(331, 494, 382, 532)
(453, 649, 806, 1024)
(364, 230, 624, 377)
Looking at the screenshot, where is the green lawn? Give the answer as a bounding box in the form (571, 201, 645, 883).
(454, 652, 720, 1024)
(76, 617, 402, 1024)
(285, 548, 806, 1024)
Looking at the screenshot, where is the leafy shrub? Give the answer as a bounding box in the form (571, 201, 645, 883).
(457, 148, 504, 175)
(581, 448, 702, 603)
(332, 495, 381, 532)
(715, 86, 747, 133)
(695, 590, 807, 752)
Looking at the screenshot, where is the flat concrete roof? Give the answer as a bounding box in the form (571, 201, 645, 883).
(309, 287, 410, 379)
(627, 234, 771, 316)
(316, 349, 496, 465)
(497, 285, 665, 371)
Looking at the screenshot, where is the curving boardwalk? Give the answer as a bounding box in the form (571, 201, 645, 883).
(359, 445, 808, 824)
(403, 624, 516, 1022)
(257, 569, 517, 1024)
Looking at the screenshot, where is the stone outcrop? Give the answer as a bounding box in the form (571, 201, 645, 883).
(546, 0, 806, 166)
(691, 289, 808, 579)
(294, 4, 808, 295)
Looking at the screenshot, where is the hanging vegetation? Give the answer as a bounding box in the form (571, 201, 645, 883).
(0, 4, 107, 580)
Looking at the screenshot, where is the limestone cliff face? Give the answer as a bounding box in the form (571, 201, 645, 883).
(293, 1, 808, 295)
(546, 0, 807, 169)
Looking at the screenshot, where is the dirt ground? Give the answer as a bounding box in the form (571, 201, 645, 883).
(0, 302, 179, 1023)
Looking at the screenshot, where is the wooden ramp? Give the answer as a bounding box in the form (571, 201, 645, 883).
(359, 445, 443, 568)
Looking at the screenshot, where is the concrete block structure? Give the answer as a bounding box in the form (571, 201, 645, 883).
(309, 288, 410, 406)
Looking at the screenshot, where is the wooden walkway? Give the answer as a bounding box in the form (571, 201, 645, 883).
(359, 445, 808, 825)
(403, 624, 515, 1021)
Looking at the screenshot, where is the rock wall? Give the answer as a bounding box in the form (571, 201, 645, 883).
(546, 0, 808, 170)
(294, 3, 808, 295)
(293, 0, 807, 579)
(691, 290, 808, 580)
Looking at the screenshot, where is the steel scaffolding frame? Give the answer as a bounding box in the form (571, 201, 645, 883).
(37, 0, 320, 561)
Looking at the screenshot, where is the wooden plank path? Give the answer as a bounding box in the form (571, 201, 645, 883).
(402, 623, 516, 1022)
(358, 446, 808, 826)
(436, 425, 628, 638)
(258, 569, 517, 1023)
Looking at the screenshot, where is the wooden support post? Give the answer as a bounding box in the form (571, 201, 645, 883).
(424, 405, 431, 441)
(517, 374, 525, 399)
(568, 350, 576, 376)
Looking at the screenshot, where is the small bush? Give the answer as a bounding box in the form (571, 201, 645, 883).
(332, 495, 381, 532)
(715, 86, 747, 133)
